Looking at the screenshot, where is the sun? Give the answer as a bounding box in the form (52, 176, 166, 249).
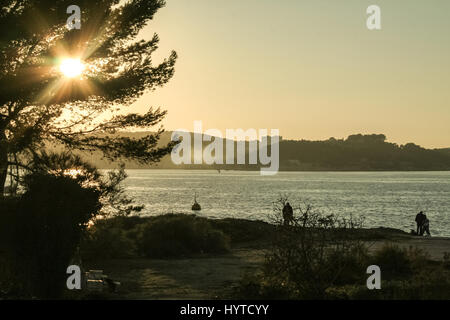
(59, 58, 85, 78)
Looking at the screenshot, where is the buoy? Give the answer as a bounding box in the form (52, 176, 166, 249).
(192, 193, 201, 211)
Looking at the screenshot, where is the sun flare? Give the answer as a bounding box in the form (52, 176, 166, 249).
(63, 168, 83, 177)
(59, 58, 85, 78)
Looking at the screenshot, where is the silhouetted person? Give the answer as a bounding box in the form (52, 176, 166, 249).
(282, 202, 294, 226)
(422, 215, 431, 236)
(415, 211, 425, 235)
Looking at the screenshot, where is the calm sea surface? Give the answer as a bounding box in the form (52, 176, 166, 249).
(122, 170, 450, 237)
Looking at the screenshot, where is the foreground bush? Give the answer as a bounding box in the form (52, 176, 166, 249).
(370, 244, 414, 280)
(0, 154, 148, 299)
(234, 240, 450, 300)
(81, 218, 136, 260)
(1, 173, 100, 299)
(257, 199, 368, 299)
(326, 266, 450, 300)
(79, 214, 232, 260)
(232, 198, 450, 300)
(232, 272, 297, 300)
(137, 214, 230, 258)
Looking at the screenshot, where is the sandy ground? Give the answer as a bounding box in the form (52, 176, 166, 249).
(87, 236, 450, 300)
(89, 248, 265, 299)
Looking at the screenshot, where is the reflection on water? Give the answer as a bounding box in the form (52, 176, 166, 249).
(119, 170, 450, 237)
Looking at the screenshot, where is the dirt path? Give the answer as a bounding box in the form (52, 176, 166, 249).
(89, 248, 265, 299)
(90, 237, 450, 300)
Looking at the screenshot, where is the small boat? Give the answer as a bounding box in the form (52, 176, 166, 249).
(191, 194, 201, 211)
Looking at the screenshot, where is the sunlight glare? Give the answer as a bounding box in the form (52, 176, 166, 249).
(63, 168, 82, 177)
(59, 58, 85, 78)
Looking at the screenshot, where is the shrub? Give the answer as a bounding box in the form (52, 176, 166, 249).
(325, 244, 371, 286)
(444, 252, 450, 269)
(1, 154, 142, 299)
(258, 199, 368, 299)
(136, 214, 230, 258)
(81, 219, 136, 260)
(231, 272, 296, 300)
(370, 244, 413, 280)
(327, 272, 450, 300)
(209, 219, 275, 245)
(6, 173, 101, 299)
(0, 198, 21, 298)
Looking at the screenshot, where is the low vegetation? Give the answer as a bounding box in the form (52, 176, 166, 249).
(231, 199, 450, 300)
(81, 214, 231, 260)
(0, 173, 100, 299)
(0, 154, 142, 299)
(233, 244, 450, 300)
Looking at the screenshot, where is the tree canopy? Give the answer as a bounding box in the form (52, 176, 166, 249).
(0, 0, 177, 195)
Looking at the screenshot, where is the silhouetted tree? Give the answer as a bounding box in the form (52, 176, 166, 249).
(0, 150, 144, 298)
(9, 172, 100, 298)
(0, 0, 177, 195)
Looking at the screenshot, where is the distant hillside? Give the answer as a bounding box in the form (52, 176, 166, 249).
(53, 132, 450, 171)
(279, 134, 450, 171)
(437, 148, 450, 156)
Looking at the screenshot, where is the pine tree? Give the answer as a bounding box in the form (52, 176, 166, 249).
(0, 0, 177, 195)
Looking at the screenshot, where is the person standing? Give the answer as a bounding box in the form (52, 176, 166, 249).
(283, 202, 294, 226)
(415, 211, 425, 235)
(422, 214, 431, 236)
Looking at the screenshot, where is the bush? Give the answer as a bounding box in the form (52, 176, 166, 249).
(258, 199, 368, 299)
(327, 271, 450, 300)
(81, 219, 136, 260)
(325, 244, 371, 286)
(1, 154, 142, 299)
(0, 198, 21, 298)
(232, 199, 450, 300)
(4, 173, 101, 299)
(370, 244, 414, 280)
(326, 245, 450, 300)
(209, 219, 275, 245)
(136, 214, 230, 258)
(234, 248, 450, 300)
(231, 272, 296, 300)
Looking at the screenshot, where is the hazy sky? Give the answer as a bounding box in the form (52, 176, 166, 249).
(132, 0, 450, 148)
